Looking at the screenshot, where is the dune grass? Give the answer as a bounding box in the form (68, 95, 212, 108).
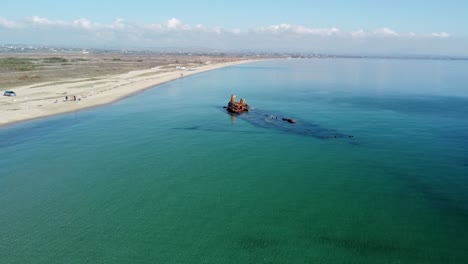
(43, 57, 68, 63)
(0, 57, 37, 71)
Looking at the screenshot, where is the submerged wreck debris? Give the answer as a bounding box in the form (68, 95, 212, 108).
(282, 118, 296, 124)
(224, 95, 353, 139)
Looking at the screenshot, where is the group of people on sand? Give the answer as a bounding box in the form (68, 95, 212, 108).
(55, 95, 82, 103)
(65, 95, 80, 101)
(65, 95, 77, 101)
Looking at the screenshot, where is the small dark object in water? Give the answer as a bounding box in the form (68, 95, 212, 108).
(282, 118, 296, 124)
(223, 106, 227, 109)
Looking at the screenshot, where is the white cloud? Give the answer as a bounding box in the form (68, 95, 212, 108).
(30, 16, 55, 25)
(231, 28, 241, 34)
(431, 32, 450, 38)
(373, 27, 399, 37)
(266, 23, 292, 32)
(349, 28, 443, 39)
(1, 16, 452, 40)
(140, 18, 197, 32)
(1, 16, 457, 54)
(0, 17, 20, 28)
(108, 18, 129, 30)
(72, 18, 96, 29)
(257, 23, 340, 36)
(165, 18, 182, 29)
(26, 16, 103, 30)
(143, 23, 163, 31)
(29, 16, 70, 27)
(213, 26, 222, 34)
(350, 29, 366, 38)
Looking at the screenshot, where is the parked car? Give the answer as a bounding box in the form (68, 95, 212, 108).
(3, 91, 16, 96)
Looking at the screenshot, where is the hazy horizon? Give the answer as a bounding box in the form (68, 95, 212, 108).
(1, 1, 468, 56)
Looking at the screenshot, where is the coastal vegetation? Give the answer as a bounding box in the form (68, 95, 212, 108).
(71, 58, 89, 62)
(0, 57, 37, 71)
(43, 57, 68, 63)
(0, 52, 247, 88)
(0, 57, 70, 72)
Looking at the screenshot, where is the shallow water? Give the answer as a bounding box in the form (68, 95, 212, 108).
(1, 58, 468, 263)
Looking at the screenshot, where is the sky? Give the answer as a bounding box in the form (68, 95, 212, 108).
(1, 0, 467, 55)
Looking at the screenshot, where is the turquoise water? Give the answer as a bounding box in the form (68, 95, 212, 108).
(1, 59, 468, 263)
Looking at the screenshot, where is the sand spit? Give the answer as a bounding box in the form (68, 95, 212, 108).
(0, 60, 257, 126)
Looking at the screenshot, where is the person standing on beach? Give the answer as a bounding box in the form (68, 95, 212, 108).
(65, 96, 68, 101)
(74, 96, 76, 101)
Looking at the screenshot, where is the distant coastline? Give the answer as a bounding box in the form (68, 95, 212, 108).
(2, 44, 468, 61)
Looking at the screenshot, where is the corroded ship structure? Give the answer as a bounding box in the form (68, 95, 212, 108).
(226, 95, 249, 113)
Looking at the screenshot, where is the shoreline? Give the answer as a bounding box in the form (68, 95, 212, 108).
(0, 59, 261, 127)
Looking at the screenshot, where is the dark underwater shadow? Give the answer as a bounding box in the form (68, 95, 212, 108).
(172, 126, 268, 135)
(226, 107, 354, 140)
(174, 106, 357, 141)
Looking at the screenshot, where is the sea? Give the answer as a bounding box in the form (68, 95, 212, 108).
(1, 58, 468, 263)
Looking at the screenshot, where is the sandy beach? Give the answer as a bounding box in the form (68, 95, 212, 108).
(0, 59, 257, 126)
